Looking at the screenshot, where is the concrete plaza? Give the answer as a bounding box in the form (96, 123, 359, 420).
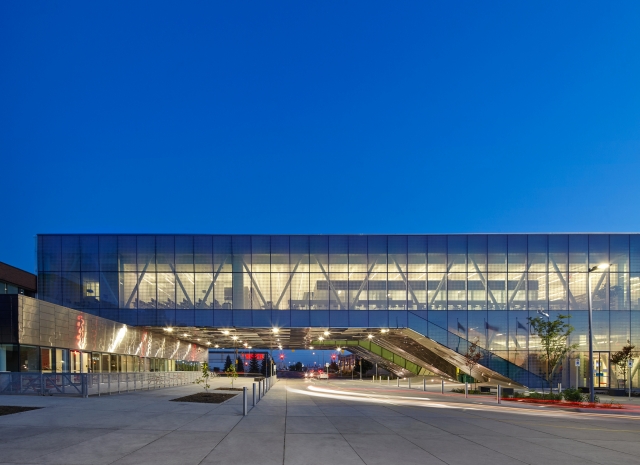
(0, 378, 639, 465)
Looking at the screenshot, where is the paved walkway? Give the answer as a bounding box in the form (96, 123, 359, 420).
(1, 378, 640, 465)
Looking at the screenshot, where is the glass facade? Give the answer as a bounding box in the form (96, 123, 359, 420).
(36, 234, 640, 388)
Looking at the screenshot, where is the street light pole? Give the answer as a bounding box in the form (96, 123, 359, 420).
(588, 267, 595, 403)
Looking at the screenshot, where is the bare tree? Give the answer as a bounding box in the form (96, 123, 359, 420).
(464, 338, 483, 389)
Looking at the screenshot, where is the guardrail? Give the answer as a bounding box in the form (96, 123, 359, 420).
(0, 372, 200, 398)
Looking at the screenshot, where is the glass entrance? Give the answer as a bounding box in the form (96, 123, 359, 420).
(91, 353, 101, 373)
(594, 352, 609, 388)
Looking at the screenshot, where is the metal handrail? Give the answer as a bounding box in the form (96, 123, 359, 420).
(0, 371, 200, 398)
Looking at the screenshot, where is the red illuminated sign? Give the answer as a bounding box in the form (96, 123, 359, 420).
(76, 315, 86, 349)
(241, 353, 265, 360)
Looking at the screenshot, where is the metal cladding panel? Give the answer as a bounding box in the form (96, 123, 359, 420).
(14, 296, 206, 362)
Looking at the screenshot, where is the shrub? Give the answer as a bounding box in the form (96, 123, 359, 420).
(561, 388, 584, 402)
(527, 392, 562, 401)
(451, 388, 481, 394)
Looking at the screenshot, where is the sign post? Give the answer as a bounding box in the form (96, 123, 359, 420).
(575, 358, 580, 389)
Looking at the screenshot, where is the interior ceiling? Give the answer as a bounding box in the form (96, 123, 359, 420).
(143, 325, 522, 386)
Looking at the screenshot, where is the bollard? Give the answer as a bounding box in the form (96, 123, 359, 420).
(423, 378, 426, 391)
(387, 376, 389, 385)
(408, 378, 411, 389)
(258, 381, 262, 401)
(558, 383, 562, 394)
(243, 387, 247, 416)
(441, 379, 444, 394)
(253, 383, 257, 406)
(397, 378, 400, 387)
(465, 382, 468, 398)
(497, 385, 501, 404)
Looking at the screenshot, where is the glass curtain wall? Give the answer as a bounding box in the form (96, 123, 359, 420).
(37, 233, 640, 387)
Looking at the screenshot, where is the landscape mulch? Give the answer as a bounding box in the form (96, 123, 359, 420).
(0, 406, 41, 416)
(170, 392, 237, 404)
(215, 387, 245, 391)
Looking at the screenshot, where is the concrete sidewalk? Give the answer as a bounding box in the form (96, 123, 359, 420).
(1, 377, 640, 465)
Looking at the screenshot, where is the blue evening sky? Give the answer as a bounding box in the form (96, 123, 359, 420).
(2, 1, 640, 273)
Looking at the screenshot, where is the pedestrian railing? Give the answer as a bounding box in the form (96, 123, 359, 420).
(0, 372, 200, 398)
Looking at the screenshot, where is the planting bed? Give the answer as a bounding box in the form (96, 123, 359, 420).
(502, 398, 623, 409)
(170, 392, 237, 403)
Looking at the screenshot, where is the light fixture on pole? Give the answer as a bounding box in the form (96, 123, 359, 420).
(588, 263, 610, 403)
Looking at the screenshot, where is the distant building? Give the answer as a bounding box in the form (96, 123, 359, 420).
(0, 261, 36, 297)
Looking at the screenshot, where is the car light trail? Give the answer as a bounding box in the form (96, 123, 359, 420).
(286, 383, 640, 421)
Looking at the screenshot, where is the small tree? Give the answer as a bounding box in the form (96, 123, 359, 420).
(223, 355, 232, 371)
(260, 354, 273, 376)
(328, 361, 338, 373)
(225, 361, 238, 388)
(249, 352, 260, 374)
(529, 314, 578, 395)
(196, 362, 211, 392)
(464, 338, 483, 389)
(610, 341, 636, 391)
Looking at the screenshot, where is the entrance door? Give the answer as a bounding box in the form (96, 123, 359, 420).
(594, 352, 609, 388)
